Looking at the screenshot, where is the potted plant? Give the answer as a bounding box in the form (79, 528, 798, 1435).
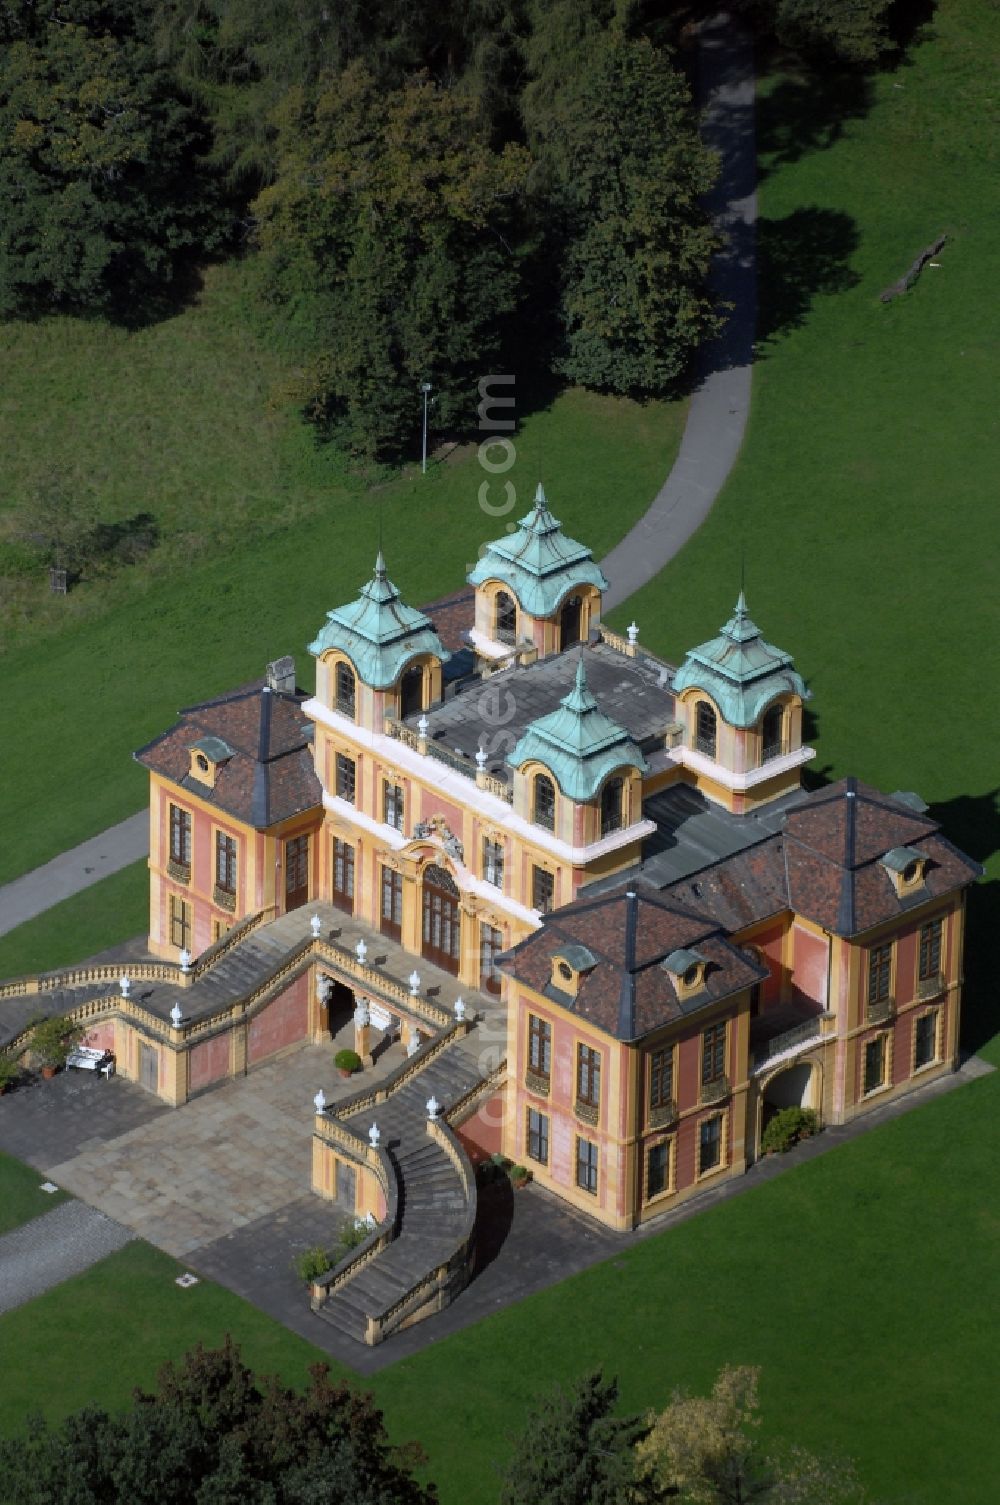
(0, 1054, 19, 1094)
(334, 1048, 362, 1080)
(510, 1163, 532, 1190)
(29, 1015, 82, 1078)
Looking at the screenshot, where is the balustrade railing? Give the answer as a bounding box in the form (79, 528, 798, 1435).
(699, 1074, 731, 1105)
(752, 1014, 828, 1069)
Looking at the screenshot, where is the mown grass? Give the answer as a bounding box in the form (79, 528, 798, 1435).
(0, 861, 148, 981)
(0, 1151, 68, 1235)
(607, 0, 1000, 1061)
(0, 280, 684, 884)
(2, 1074, 997, 1505)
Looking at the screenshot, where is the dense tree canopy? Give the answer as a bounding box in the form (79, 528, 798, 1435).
(500, 1369, 647, 1505)
(0, 1338, 437, 1504)
(0, 0, 228, 319)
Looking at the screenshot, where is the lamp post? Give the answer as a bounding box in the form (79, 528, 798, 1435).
(420, 382, 432, 474)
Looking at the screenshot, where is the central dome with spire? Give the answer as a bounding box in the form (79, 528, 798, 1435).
(467, 483, 609, 619)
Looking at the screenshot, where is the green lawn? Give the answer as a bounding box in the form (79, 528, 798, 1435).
(0, 294, 684, 884)
(0, 1151, 68, 1235)
(2, 1073, 997, 1504)
(0, 861, 148, 982)
(607, 0, 1000, 1061)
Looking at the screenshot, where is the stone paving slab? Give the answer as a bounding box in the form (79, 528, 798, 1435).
(0, 1200, 135, 1313)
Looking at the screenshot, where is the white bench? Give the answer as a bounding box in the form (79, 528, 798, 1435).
(66, 1046, 115, 1078)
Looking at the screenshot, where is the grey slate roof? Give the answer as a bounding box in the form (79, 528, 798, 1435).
(410, 642, 677, 785)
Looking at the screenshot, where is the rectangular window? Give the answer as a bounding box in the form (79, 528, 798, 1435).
(918, 920, 942, 982)
(532, 866, 555, 914)
(383, 780, 404, 833)
(169, 804, 191, 866)
(701, 1023, 727, 1086)
(335, 752, 356, 804)
(647, 1140, 671, 1199)
(169, 894, 191, 951)
(577, 1044, 601, 1107)
(528, 1014, 551, 1077)
(576, 1137, 598, 1195)
(480, 923, 503, 996)
(215, 831, 237, 894)
(698, 1115, 723, 1176)
(863, 1035, 887, 1094)
(914, 1012, 938, 1070)
(649, 1047, 674, 1111)
(482, 837, 504, 890)
(867, 943, 892, 1004)
(332, 838, 355, 914)
(380, 866, 403, 941)
(527, 1108, 549, 1165)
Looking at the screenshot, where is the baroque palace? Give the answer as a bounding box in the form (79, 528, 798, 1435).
(11, 487, 978, 1341)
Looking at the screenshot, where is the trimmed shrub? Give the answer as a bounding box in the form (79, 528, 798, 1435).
(334, 1048, 362, 1073)
(761, 1106, 820, 1155)
(29, 1014, 82, 1069)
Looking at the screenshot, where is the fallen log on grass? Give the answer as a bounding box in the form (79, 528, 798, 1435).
(880, 235, 947, 302)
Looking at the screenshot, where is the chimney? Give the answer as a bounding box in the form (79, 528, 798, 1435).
(266, 655, 296, 694)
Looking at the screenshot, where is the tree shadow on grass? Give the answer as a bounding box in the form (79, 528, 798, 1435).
(927, 789, 1000, 1058)
(757, 69, 873, 179)
(756, 206, 860, 345)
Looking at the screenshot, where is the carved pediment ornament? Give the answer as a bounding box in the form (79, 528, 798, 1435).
(411, 814, 465, 865)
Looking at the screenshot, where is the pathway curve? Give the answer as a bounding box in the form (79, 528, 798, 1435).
(0, 13, 754, 932)
(601, 9, 756, 612)
(0, 1199, 134, 1314)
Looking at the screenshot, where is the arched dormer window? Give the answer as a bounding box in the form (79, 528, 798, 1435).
(762, 704, 784, 763)
(495, 590, 517, 643)
(336, 662, 356, 719)
(695, 701, 717, 760)
(559, 594, 583, 649)
(600, 776, 624, 837)
(400, 665, 424, 720)
(533, 773, 556, 832)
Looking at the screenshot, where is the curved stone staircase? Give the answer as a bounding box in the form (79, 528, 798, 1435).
(311, 1048, 491, 1345)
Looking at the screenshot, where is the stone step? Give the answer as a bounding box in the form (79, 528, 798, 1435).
(313, 1293, 368, 1343)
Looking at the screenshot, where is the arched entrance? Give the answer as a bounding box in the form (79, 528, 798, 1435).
(323, 979, 354, 1040)
(559, 594, 583, 648)
(422, 863, 461, 975)
(757, 1061, 821, 1154)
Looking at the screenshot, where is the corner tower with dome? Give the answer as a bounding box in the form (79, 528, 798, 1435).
(129, 484, 980, 1261)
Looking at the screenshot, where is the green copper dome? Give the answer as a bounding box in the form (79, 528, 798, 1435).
(467, 483, 608, 618)
(508, 658, 647, 802)
(308, 553, 449, 689)
(672, 593, 806, 729)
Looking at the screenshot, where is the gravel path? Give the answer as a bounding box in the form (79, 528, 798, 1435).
(0, 1200, 135, 1314)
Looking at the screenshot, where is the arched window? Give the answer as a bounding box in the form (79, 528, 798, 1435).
(559, 594, 583, 648)
(400, 665, 424, 720)
(335, 662, 356, 719)
(533, 773, 556, 831)
(761, 704, 784, 763)
(600, 776, 624, 837)
(495, 590, 517, 642)
(695, 701, 717, 759)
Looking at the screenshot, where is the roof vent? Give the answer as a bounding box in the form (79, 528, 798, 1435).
(266, 655, 296, 694)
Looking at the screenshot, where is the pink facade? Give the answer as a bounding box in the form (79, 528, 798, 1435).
(454, 1091, 505, 1165)
(248, 973, 309, 1064)
(189, 1033, 230, 1093)
(790, 924, 828, 1010)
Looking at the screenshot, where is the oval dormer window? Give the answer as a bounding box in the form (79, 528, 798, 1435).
(683, 964, 701, 988)
(196, 753, 209, 773)
(902, 860, 920, 884)
(557, 961, 573, 982)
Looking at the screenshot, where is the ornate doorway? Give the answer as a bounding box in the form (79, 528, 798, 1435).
(421, 864, 461, 975)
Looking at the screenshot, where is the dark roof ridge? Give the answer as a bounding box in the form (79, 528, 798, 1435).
(616, 890, 639, 1038)
(558, 885, 720, 928)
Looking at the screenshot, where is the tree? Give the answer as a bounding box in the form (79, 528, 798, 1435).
(0, 1336, 438, 1504)
(635, 1365, 870, 1505)
(751, 0, 895, 65)
(253, 64, 530, 458)
(522, 24, 720, 395)
(0, 0, 230, 320)
(500, 1369, 646, 1505)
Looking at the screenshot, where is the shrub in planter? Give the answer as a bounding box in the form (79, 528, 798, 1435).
(294, 1246, 332, 1283)
(334, 1048, 362, 1077)
(510, 1163, 532, 1187)
(0, 1054, 19, 1093)
(761, 1106, 820, 1155)
(29, 1014, 82, 1073)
